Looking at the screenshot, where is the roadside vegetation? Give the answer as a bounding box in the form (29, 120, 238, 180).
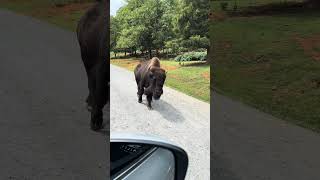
(211, 0, 320, 131)
(0, 0, 94, 31)
(111, 0, 209, 60)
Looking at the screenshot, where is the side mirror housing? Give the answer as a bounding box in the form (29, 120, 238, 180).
(110, 133, 189, 180)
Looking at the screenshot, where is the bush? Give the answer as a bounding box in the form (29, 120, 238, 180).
(174, 54, 182, 62)
(174, 51, 207, 62)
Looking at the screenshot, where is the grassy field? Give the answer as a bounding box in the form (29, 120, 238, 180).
(211, 0, 304, 11)
(111, 58, 210, 102)
(0, 0, 92, 31)
(211, 5, 320, 131)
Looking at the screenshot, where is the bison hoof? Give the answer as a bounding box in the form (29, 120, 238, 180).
(148, 106, 153, 110)
(90, 118, 103, 131)
(91, 121, 103, 131)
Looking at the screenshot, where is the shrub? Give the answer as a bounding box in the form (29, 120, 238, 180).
(174, 55, 182, 62)
(174, 51, 207, 62)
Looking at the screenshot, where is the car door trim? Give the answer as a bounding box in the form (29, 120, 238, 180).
(112, 147, 158, 180)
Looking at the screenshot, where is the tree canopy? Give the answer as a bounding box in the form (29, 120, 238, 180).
(111, 0, 209, 58)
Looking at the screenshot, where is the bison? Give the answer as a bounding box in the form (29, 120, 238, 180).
(76, 0, 109, 131)
(134, 57, 166, 110)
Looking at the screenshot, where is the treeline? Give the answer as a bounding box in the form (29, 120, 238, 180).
(111, 0, 210, 59)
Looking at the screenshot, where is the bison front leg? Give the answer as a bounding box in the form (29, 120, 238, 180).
(147, 94, 153, 110)
(137, 83, 144, 103)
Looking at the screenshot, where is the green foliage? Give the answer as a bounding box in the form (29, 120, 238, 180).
(110, 16, 119, 50)
(175, 51, 207, 62)
(165, 39, 181, 54)
(111, 0, 209, 56)
(114, 0, 167, 52)
(182, 35, 210, 51)
(175, 0, 209, 39)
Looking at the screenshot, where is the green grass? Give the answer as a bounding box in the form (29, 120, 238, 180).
(111, 58, 210, 102)
(0, 0, 92, 31)
(211, 9, 320, 131)
(211, 0, 304, 11)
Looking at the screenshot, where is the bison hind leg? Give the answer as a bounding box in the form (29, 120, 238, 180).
(86, 94, 94, 112)
(90, 109, 103, 131)
(90, 60, 107, 131)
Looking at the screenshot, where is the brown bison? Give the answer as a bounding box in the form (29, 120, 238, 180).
(134, 57, 167, 110)
(77, 0, 109, 130)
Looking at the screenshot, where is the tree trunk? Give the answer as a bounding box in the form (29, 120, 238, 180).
(149, 49, 152, 59)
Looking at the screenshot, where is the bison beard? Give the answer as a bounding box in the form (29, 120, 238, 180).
(77, 0, 109, 131)
(134, 57, 166, 110)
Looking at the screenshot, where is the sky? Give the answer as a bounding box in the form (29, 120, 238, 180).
(111, 0, 126, 16)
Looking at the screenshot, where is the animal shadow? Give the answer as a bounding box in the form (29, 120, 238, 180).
(96, 122, 109, 136)
(152, 99, 185, 123)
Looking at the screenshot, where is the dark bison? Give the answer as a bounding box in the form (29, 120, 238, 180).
(77, 0, 109, 130)
(134, 57, 166, 110)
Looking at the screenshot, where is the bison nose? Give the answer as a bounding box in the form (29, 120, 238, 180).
(153, 93, 161, 100)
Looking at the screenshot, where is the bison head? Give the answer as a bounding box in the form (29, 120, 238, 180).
(145, 67, 166, 100)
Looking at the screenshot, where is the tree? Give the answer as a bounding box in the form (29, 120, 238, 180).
(183, 35, 209, 51)
(113, 0, 210, 58)
(174, 0, 210, 52)
(115, 0, 171, 58)
(110, 16, 120, 57)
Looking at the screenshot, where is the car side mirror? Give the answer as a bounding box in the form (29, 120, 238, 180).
(110, 133, 189, 180)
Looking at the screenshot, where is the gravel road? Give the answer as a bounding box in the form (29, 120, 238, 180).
(212, 93, 320, 180)
(110, 65, 210, 179)
(0, 10, 108, 179)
